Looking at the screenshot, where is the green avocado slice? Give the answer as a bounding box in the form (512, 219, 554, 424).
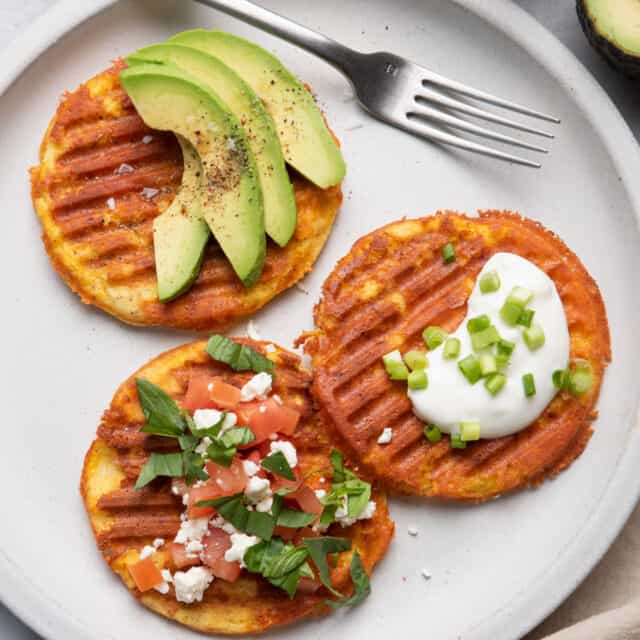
(169, 29, 346, 190)
(153, 136, 209, 302)
(127, 43, 297, 248)
(120, 63, 266, 288)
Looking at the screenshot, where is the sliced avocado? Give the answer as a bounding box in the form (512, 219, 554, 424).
(578, 0, 640, 79)
(169, 29, 346, 189)
(153, 136, 209, 302)
(127, 43, 297, 247)
(120, 63, 266, 287)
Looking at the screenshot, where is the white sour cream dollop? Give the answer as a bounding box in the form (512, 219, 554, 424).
(408, 252, 569, 438)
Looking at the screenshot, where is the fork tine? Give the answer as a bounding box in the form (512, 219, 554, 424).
(422, 68, 560, 124)
(396, 116, 541, 168)
(418, 85, 554, 139)
(409, 102, 548, 153)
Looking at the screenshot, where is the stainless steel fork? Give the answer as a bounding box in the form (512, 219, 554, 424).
(194, 0, 560, 168)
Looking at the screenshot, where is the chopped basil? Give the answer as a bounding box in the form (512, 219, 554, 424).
(320, 449, 372, 521)
(136, 379, 186, 437)
(189, 411, 226, 439)
(246, 510, 276, 539)
(182, 450, 208, 485)
(178, 434, 199, 451)
(263, 546, 309, 579)
(206, 334, 274, 373)
(261, 451, 296, 481)
(196, 492, 275, 539)
(135, 452, 184, 489)
(276, 508, 316, 528)
(206, 426, 255, 467)
(303, 536, 352, 597)
(327, 551, 371, 608)
(330, 449, 346, 482)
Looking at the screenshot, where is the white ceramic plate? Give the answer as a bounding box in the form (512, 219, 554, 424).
(1, 1, 640, 639)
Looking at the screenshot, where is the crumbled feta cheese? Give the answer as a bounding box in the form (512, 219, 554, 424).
(255, 495, 273, 513)
(185, 539, 203, 557)
(242, 460, 259, 477)
(377, 427, 393, 444)
(224, 533, 260, 568)
(319, 477, 326, 484)
(182, 493, 189, 506)
(154, 581, 170, 595)
(140, 545, 156, 560)
(115, 162, 134, 175)
(246, 319, 261, 341)
(195, 436, 212, 456)
(210, 516, 237, 535)
(270, 440, 298, 468)
(173, 567, 214, 603)
(421, 569, 431, 580)
(106, 197, 115, 210)
(161, 569, 173, 583)
(359, 500, 377, 520)
(272, 394, 283, 405)
(265, 344, 276, 353)
(193, 409, 223, 430)
(153, 538, 165, 549)
(407, 526, 419, 537)
(174, 517, 209, 545)
(141, 187, 159, 199)
(220, 412, 237, 434)
(240, 372, 273, 401)
(335, 497, 377, 527)
(245, 476, 271, 504)
(142, 135, 153, 144)
(315, 489, 327, 500)
(295, 282, 309, 294)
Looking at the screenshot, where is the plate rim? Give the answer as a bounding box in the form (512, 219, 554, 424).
(1, 0, 639, 638)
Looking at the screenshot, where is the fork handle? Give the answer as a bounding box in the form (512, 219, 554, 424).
(193, 0, 357, 75)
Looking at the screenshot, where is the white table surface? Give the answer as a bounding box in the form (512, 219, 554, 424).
(1, 1, 638, 638)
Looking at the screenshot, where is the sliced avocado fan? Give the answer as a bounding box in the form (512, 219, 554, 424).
(120, 63, 266, 288)
(127, 43, 297, 247)
(169, 29, 346, 190)
(153, 136, 209, 302)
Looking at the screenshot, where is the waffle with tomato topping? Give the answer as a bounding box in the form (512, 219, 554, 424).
(80, 338, 393, 634)
(30, 61, 342, 330)
(303, 211, 611, 501)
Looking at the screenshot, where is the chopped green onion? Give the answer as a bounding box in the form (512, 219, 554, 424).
(522, 373, 536, 397)
(568, 362, 593, 396)
(382, 350, 409, 380)
(458, 354, 482, 384)
(496, 339, 515, 358)
(442, 242, 456, 263)
(523, 324, 545, 351)
(467, 314, 491, 334)
(479, 270, 501, 293)
(507, 286, 533, 307)
(460, 421, 481, 442)
(500, 301, 524, 326)
(552, 369, 569, 389)
(485, 372, 506, 396)
(471, 325, 500, 351)
(517, 308, 535, 328)
(424, 425, 442, 443)
(404, 350, 428, 371)
(422, 326, 447, 350)
(408, 369, 428, 390)
(450, 434, 467, 449)
(443, 337, 461, 359)
(495, 354, 511, 370)
(479, 354, 497, 377)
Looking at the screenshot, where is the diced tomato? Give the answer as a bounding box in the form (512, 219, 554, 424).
(182, 374, 218, 412)
(294, 486, 323, 517)
(297, 577, 322, 594)
(201, 529, 242, 582)
(206, 457, 248, 494)
(187, 483, 223, 519)
(169, 542, 201, 569)
(128, 557, 164, 592)
(271, 466, 301, 494)
(208, 377, 241, 410)
(246, 399, 300, 443)
(297, 526, 319, 539)
(273, 525, 297, 541)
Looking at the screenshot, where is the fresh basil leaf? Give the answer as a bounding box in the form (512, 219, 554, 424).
(220, 427, 255, 448)
(136, 379, 186, 437)
(344, 481, 371, 518)
(263, 546, 309, 579)
(135, 452, 184, 489)
(268, 569, 301, 598)
(206, 334, 274, 373)
(246, 511, 275, 540)
(244, 538, 285, 574)
(206, 440, 235, 468)
(197, 493, 249, 531)
(270, 493, 284, 520)
(183, 450, 208, 485)
(320, 504, 338, 527)
(302, 536, 351, 597)
(330, 449, 346, 482)
(261, 451, 296, 481)
(274, 469, 329, 497)
(326, 551, 371, 609)
(276, 508, 316, 528)
(178, 434, 199, 451)
(188, 411, 226, 439)
(299, 561, 314, 579)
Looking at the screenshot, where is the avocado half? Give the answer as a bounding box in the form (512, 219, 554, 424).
(577, 0, 640, 79)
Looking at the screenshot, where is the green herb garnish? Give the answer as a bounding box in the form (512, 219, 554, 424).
(206, 334, 274, 373)
(136, 379, 186, 437)
(261, 450, 296, 481)
(135, 452, 184, 489)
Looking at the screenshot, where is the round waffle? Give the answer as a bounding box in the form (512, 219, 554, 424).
(80, 338, 393, 634)
(31, 61, 342, 331)
(305, 211, 611, 501)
